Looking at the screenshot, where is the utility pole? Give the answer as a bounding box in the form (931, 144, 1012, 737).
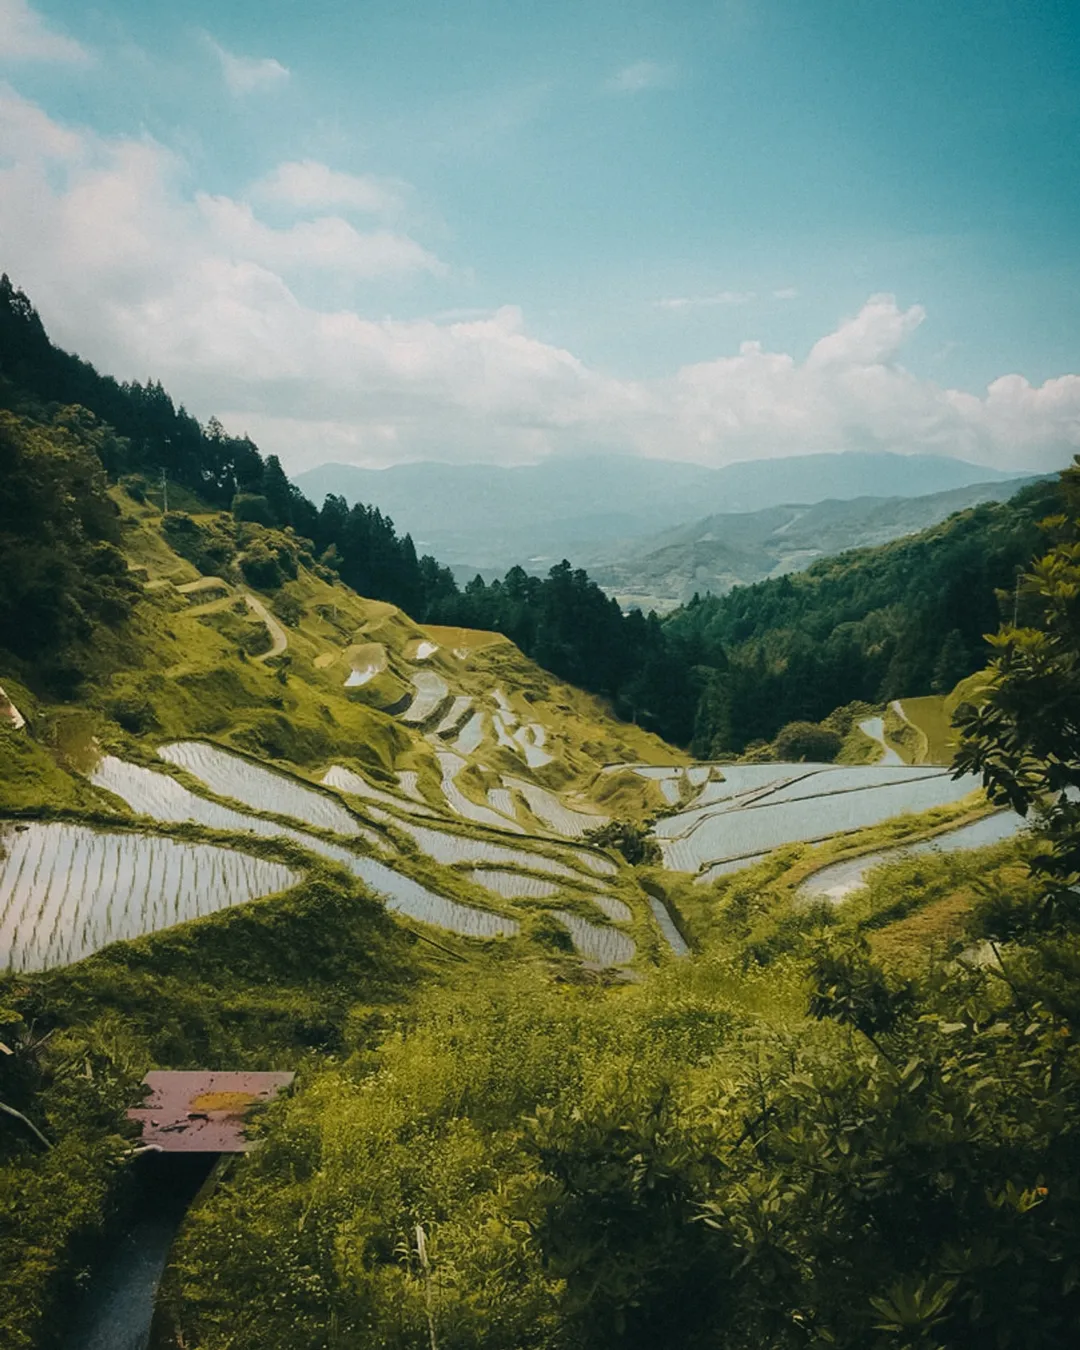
(160, 467, 169, 515)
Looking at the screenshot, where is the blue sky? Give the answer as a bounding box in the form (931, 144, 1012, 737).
(1, 0, 1078, 472)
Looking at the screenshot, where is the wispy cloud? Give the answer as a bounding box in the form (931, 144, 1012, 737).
(203, 32, 289, 96)
(772, 286, 798, 300)
(657, 291, 756, 310)
(252, 160, 404, 217)
(606, 60, 677, 94)
(0, 0, 89, 64)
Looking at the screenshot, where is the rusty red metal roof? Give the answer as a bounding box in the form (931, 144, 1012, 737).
(127, 1071, 295, 1152)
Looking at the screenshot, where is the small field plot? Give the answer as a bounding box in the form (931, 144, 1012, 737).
(435, 751, 525, 832)
(552, 911, 636, 966)
(342, 642, 387, 688)
(159, 742, 360, 836)
(569, 848, 618, 878)
(466, 869, 560, 900)
(400, 672, 450, 725)
(0, 821, 299, 972)
(392, 819, 590, 880)
(454, 712, 486, 755)
(592, 895, 633, 924)
(435, 695, 473, 738)
(798, 810, 1027, 904)
(396, 770, 429, 803)
(348, 855, 518, 938)
(513, 723, 554, 768)
(94, 756, 384, 857)
(504, 776, 607, 838)
(655, 765, 947, 842)
(656, 768, 983, 873)
(487, 787, 518, 820)
(322, 765, 436, 817)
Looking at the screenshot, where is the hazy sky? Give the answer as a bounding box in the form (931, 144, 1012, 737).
(1, 0, 1078, 472)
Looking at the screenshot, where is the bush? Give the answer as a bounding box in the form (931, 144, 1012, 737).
(582, 819, 660, 865)
(105, 696, 158, 734)
(231, 493, 274, 526)
(272, 592, 303, 628)
(774, 720, 842, 762)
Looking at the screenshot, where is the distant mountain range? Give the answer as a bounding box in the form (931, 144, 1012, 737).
(582, 476, 1043, 612)
(292, 451, 1026, 577)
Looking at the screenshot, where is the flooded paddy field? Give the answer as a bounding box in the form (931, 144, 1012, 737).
(321, 764, 436, 817)
(647, 895, 691, 956)
(387, 817, 609, 882)
(400, 672, 449, 724)
(434, 750, 524, 831)
(466, 869, 560, 899)
(91, 757, 515, 941)
(654, 763, 982, 873)
(0, 820, 299, 971)
(504, 776, 607, 838)
(798, 810, 1027, 903)
(553, 910, 636, 966)
(591, 894, 634, 924)
(159, 742, 360, 836)
(94, 756, 384, 853)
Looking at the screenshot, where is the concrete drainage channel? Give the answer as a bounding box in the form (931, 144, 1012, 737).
(63, 1152, 217, 1350)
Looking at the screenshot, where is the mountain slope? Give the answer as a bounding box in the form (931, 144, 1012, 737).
(587, 476, 1043, 610)
(663, 478, 1059, 754)
(293, 451, 1026, 573)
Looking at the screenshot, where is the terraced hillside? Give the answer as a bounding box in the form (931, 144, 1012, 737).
(6, 450, 1073, 1350)
(1, 485, 1018, 983)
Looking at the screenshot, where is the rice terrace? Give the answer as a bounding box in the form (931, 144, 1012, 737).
(2, 7, 1080, 1346)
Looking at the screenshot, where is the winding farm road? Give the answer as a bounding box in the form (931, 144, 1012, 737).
(243, 592, 288, 661)
(857, 716, 904, 766)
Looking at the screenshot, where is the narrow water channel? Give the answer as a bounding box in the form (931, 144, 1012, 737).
(63, 1153, 217, 1350)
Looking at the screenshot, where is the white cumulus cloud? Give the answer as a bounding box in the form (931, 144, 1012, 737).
(0, 88, 1077, 476)
(0, 0, 88, 63)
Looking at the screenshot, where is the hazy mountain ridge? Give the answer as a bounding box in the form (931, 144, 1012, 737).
(293, 451, 1025, 574)
(585, 476, 1043, 610)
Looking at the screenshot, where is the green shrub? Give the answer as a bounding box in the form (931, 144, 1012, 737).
(774, 720, 843, 762)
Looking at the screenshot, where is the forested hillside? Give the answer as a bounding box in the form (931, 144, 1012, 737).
(665, 483, 1058, 754)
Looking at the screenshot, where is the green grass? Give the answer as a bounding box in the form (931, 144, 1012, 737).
(892, 694, 956, 764)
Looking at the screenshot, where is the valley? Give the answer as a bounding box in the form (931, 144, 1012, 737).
(1, 280, 1078, 1350)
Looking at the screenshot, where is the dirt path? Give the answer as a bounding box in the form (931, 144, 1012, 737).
(857, 716, 904, 766)
(243, 592, 288, 661)
(174, 575, 287, 661)
(176, 577, 230, 596)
